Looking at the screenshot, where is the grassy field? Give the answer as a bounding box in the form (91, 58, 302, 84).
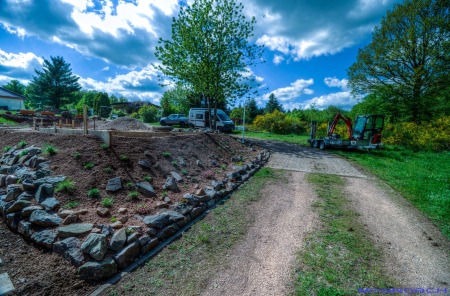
(0, 116, 16, 125)
(105, 168, 286, 296)
(335, 147, 450, 239)
(294, 174, 397, 295)
(231, 130, 310, 145)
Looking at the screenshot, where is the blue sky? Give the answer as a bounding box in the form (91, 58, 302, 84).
(0, 0, 402, 110)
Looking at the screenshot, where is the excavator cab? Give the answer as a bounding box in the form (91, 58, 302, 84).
(353, 115, 384, 143)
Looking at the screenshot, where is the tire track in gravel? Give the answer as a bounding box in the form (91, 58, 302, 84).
(203, 139, 449, 295)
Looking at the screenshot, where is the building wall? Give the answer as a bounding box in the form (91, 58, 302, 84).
(0, 98, 23, 110)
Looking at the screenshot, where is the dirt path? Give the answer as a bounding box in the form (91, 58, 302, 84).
(201, 171, 318, 296)
(202, 140, 449, 295)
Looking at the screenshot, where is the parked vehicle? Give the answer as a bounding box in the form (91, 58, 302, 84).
(160, 114, 189, 127)
(308, 113, 385, 150)
(188, 108, 235, 132)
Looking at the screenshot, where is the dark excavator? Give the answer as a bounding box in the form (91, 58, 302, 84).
(307, 113, 385, 150)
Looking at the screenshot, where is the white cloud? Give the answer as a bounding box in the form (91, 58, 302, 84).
(102, 66, 109, 71)
(263, 78, 314, 102)
(0, 49, 43, 80)
(273, 54, 284, 65)
(324, 77, 348, 90)
(302, 91, 355, 110)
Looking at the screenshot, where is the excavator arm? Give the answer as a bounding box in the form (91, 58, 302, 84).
(327, 113, 353, 139)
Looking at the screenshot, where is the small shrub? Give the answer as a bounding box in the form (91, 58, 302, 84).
(43, 144, 58, 155)
(84, 162, 94, 170)
(87, 188, 100, 198)
(119, 155, 129, 162)
(17, 140, 27, 148)
(3, 145, 12, 152)
(143, 176, 152, 182)
(128, 191, 139, 200)
(101, 197, 113, 208)
(104, 166, 113, 174)
(72, 151, 81, 160)
(171, 160, 178, 166)
(110, 216, 117, 223)
(220, 164, 227, 170)
(100, 143, 109, 150)
(19, 150, 29, 157)
(161, 190, 168, 197)
(63, 201, 80, 209)
(181, 169, 188, 175)
(162, 151, 171, 157)
(126, 182, 135, 189)
(55, 179, 76, 194)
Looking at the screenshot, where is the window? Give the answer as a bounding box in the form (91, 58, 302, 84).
(196, 114, 203, 120)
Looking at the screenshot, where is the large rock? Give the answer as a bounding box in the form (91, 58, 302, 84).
(53, 237, 86, 267)
(58, 223, 94, 238)
(0, 174, 6, 187)
(106, 177, 122, 192)
(35, 183, 53, 203)
(29, 210, 62, 227)
(81, 233, 108, 261)
(182, 193, 200, 206)
(137, 160, 151, 169)
(163, 177, 180, 192)
(33, 176, 66, 187)
(109, 228, 127, 251)
(30, 229, 57, 249)
(143, 210, 184, 229)
(5, 184, 22, 202)
(157, 224, 179, 240)
(78, 258, 117, 280)
(17, 221, 34, 237)
(170, 171, 183, 183)
(21, 205, 43, 217)
(40, 197, 60, 211)
(6, 200, 33, 214)
(113, 242, 140, 270)
(6, 212, 21, 230)
(135, 181, 156, 197)
(16, 192, 33, 201)
(5, 175, 18, 185)
(171, 203, 193, 216)
(140, 237, 159, 254)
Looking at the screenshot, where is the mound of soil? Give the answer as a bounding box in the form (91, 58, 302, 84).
(95, 117, 151, 131)
(0, 128, 261, 295)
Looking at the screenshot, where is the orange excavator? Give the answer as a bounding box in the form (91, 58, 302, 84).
(308, 113, 385, 150)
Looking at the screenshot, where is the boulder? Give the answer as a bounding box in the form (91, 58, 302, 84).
(5, 184, 22, 202)
(21, 179, 35, 191)
(163, 177, 179, 192)
(30, 229, 57, 249)
(17, 221, 34, 237)
(33, 176, 66, 187)
(110, 221, 123, 229)
(96, 207, 110, 217)
(157, 224, 179, 240)
(140, 237, 159, 254)
(53, 237, 86, 267)
(135, 181, 156, 197)
(62, 213, 79, 225)
(6, 212, 21, 230)
(182, 193, 200, 206)
(109, 228, 127, 251)
(16, 192, 33, 201)
(211, 180, 223, 191)
(29, 210, 62, 227)
(81, 233, 108, 261)
(40, 197, 60, 211)
(6, 200, 33, 214)
(59, 209, 75, 218)
(78, 258, 117, 280)
(113, 242, 140, 270)
(106, 177, 122, 192)
(143, 210, 184, 229)
(35, 183, 54, 203)
(177, 157, 187, 167)
(137, 160, 151, 169)
(20, 205, 41, 218)
(170, 203, 193, 216)
(170, 171, 183, 183)
(58, 223, 94, 238)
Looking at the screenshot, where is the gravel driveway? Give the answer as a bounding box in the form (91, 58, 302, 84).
(202, 139, 449, 295)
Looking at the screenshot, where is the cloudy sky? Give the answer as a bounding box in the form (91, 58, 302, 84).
(0, 0, 402, 110)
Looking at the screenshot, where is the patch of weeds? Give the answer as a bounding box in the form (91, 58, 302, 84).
(181, 169, 188, 175)
(162, 151, 171, 157)
(101, 197, 113, 208)
(87, 188, 100, 198)
(63, 201, 80, 209)
(19, 150, 29, 157)
(119, 154, 129, 162)
(17, 140, 27, 148)
(143, 175, 152, 182)
(72, 151, 81, 160)
(43, 144, 58, 155)
(55, 179, 76, 194)
(220, 164, 227, 170)
(100, 143, 109, 150)
(84, 162, 94, 170)
(126, 228, 136, 235)
(161, 190, 168, 198)
(171, 160, 178, 166)
(110, 216, 117, 223)
(126, 182, 135, 189)
(3, 145, 12, 152)
(128, 191, 139, 200)
(104, 166, 113, 174)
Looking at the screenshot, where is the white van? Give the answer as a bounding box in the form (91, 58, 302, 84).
(188, 108, 235, 132)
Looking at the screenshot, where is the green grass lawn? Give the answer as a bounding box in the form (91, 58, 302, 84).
(334, 147, 450, 239)
(232, 130, 310, 145)
(0, 116, 16, 125)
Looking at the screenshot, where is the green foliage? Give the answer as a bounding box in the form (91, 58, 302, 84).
(55, 179, 76, 194)
(101, 197, 114, 208)
(264, 93, 283, 114)
(63, 201, 80, 209)
(181, 169, 188, 175)
(3, 79, 26, 95)
(3, 145, 12, 152)
(100, 143, 109, 150)
(43, 144, 58, 155)
(128, 191, 139, 200)
(94, 92, 111, 117)
(110, 216, 117, 223)
(19, 150, 29, 157)
(27, 56, 81, 109)
(143, 176, 152, 182)
(253, 110, 305, 134)
(383, 116, 450, 151)
(160, 83, 191, 116)
(87, 188, 100, 198)
(84, 162, 94, 170)
(230, 107, 244, 124)
(347, 0, 450, 122)
(119, 154, 129, 162)
(138, 105, 159, 123)
(17, 140, 27, 148)
(155, 0, 264, 112)
(72, 151, 81, 160)
(162, 151, 171, 157)
(104, 166, 113, 174)
(75, 90, 98, 114)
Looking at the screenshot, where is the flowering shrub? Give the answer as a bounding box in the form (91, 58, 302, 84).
(253, 110, 306, 134)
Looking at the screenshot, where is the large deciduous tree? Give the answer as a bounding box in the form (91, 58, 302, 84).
(347, 0, 450, 122)
(3, 79, 26, 95)
(155, 0, 264, 128)
(27, 56, 81, 109)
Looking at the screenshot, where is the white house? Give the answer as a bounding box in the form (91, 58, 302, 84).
(0, 87, 25, 110)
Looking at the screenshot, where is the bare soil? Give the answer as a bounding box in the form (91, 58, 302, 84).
(0, 127, 261, 296)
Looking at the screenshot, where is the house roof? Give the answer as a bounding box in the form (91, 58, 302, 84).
(0, 87, 25, 100)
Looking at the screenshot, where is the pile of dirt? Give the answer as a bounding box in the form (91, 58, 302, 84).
(95, 117, 151, 131)
(0, 128, 262, 295)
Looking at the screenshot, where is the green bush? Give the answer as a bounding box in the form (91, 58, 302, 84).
(253, 110, 306, 134)
(55, 179, 76, 194)
(43, 144, 58, 155)
(87, 188, 100, 198)
(138, 105, 159, 123)
(17, 140, 27, 148)
(84, 162, 94, 169)
(101, 197, 113, 208)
